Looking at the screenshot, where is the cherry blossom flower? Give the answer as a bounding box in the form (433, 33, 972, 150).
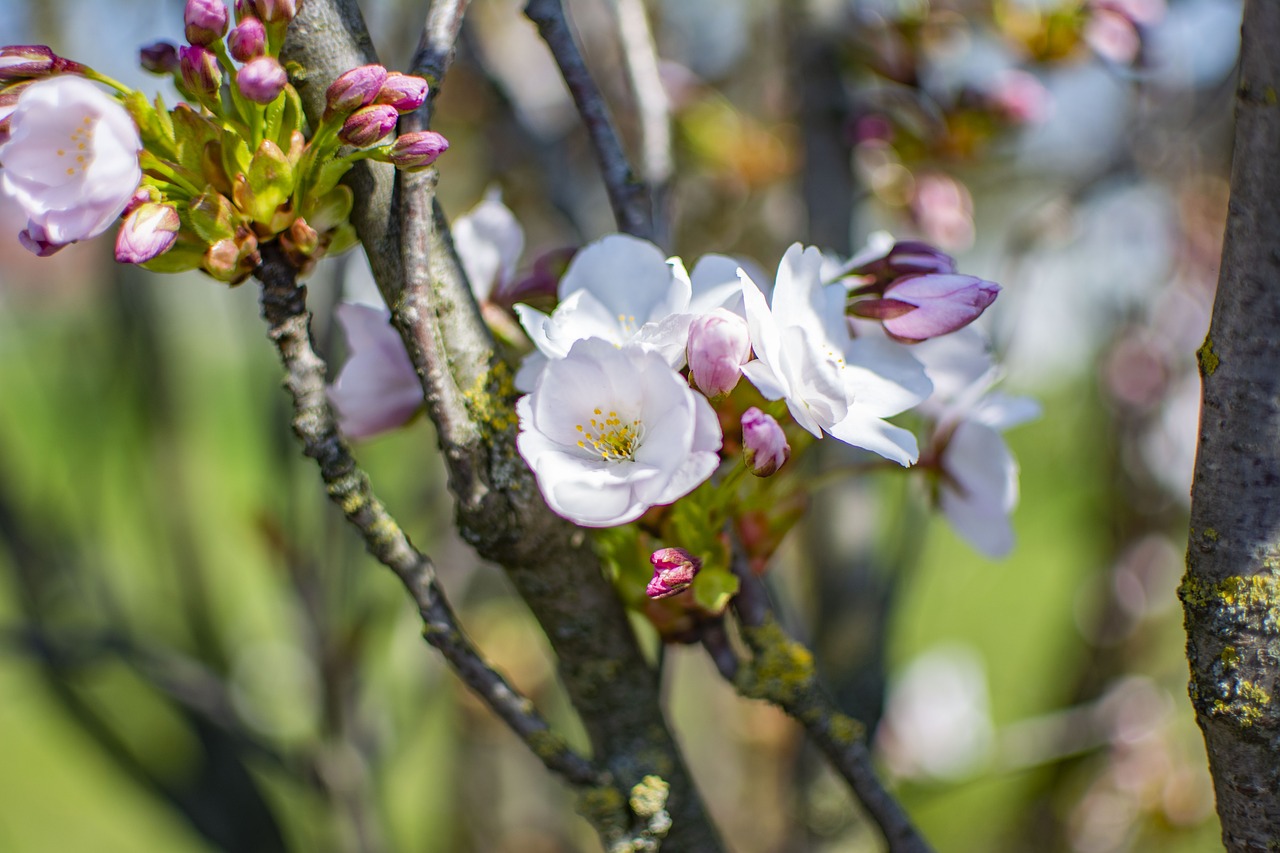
(453, 192, 524, 304)
(740, 243, 932, 465)
(326, 303, 422, 439)
(913, 328, 1039, 557)
(0, 75, 141, 255)
(514, 234, 697, 389)
(515, 338, 722, 528)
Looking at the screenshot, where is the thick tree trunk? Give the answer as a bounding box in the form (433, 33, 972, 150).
(1182, 0, 1280, 847)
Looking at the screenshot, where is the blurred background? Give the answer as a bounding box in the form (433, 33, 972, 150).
(0, 0, 1237, 849)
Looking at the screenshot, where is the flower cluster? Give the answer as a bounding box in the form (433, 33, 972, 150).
(0, 0, 448, 278)
(326, 199, 1024, 569)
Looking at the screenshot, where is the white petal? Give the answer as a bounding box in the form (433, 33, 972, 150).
(842, 335, 933, 417)
(740, 359, 789, 402)
(827, 411, 920, 465)
(689, 253, 748, 314)
(971, 393, 1042, 431)
(454, 194, 524, 302)
(944, 421, 1018, 512)
(558, 234, 690, 322)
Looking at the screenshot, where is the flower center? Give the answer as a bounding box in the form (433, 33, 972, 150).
(54, 115, 95, 178)
(575, 407, 643, 461)
(615, 313, 639, 336)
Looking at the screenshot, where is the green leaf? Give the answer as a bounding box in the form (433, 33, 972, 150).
(140, 245, 204, 274)
(691, 568, 739, 615)
(188, 190, 237, 244)
(171, 105, 221, 177)
(245, 139, 294, 224)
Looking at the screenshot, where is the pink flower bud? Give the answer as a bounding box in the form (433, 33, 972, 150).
(139, 41, 180, 75)
(495, 246, 576, 308)
(741, 408, 790, 477)
(853, 240, 957, 287)
(687, 309, 750, 398)
(646, 548, 702, 599)
(233, 0, 255, 22)
(387, 130, 448, 170)
(179, 44, 221, 97)
(375, 72, 428, 113)
(852, 274, 999, 343)
(338, 104, 398, 147)
(324, 64, 387, 120)
(227, 18, 266, 61)
(251, 0, 299, 23)
(115, 203, 180, 264)
(236, 56, 287, 103)
(184, 0, 229, 46)
(122, 186, 160, 216)
(0, 45, 83, 81)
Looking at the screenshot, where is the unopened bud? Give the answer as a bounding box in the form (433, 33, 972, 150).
(387, 130, 448, 170)
(852, 240, 957, 288)
(338, 104, 398, 147)
(0, 45, 83, 81)
(236, 56, 287, 103)
(184, 0, 229, 46)
(179, 44, 221, 97)
(122, 186, 161, 216)
(647, 548, 702, 600)
(115, 203, 181, 264)
(289, 216, 319, 255)
(227, 18, 266, 61)
(741, 407, 790, 477)
(495, 246, 575, 308)
(375, 71, 428, 113)
(852, 274, 999, 343)
(687, 309, 750, 398)
(323, 63, 386, 120)
(139, 41, 180, 75)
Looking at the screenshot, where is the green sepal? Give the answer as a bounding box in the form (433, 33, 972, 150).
(220, 133, 252, 188)
(309, 157, 353, 200)
(245, 139, 294, 224)
(323, 222, 359, 258)
(691, 567, 739, 615)
(140, 244, 205, 274)
(171, 104, 221, 177)
(189, 190, 237, 244)
(303, 185, 353, 232)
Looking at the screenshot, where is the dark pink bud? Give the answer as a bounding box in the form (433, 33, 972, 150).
(375, 71, 428, 113)
(687, 310, 750, 398)
(741, 408, 790, 477)
(179, 44, 222, 96)
(853, 274, 999, 343)
(184, 0, 229, 46)
(233, 0, 256, 22)
(251, 0, 299, 23)
(852, 240, 957, 289)
(495, 246, 576, 308)
(236, 56, 287, 103)
(647, 548, 702, 600)
(0, 45, 83, 81)
(227, 18, 266, 61)
(324, 64, 387, 120)
(115, 203, 181, 264)
(387, 130, 448, 170)
(338, 104, 398, 147)
(139, 41, 180, 75)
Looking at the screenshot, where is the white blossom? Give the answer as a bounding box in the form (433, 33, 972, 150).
(326, 303, 422, 439)
(912, 328, 1039, 557)
(739, 243, 932, 465)
(516, 338, 722, 528)
(453, 191, 524, 304)
(0, 75, 141, 254)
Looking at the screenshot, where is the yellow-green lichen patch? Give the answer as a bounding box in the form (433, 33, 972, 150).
(738, 616, 817, 705)
(575, 784, 628, 836)
(826, 712, 865, 746)
(628, 775, 669, 819)
(1179, 567, 1280, 635)
(1204, 528, 1219, 542)
(1196, 336, 1219, 376)
(1209, 679, 1271, 728)
(461, 359, 518, 435)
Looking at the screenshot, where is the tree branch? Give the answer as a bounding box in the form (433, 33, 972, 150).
(726, 551, 934, 853)
(524, 0, 654, 241)
(283, 4, 724, 847)
(611, 0, 672, 246)
(253, 242, 601, 789)
(1182, 0, 1280, 846)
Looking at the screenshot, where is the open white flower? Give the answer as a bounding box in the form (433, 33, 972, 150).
(740, 243, 932, 465)
(516, 338, 722, 528)
(514, 234, 694, 388)
(0, 75, 141, 255)
(912, 328, 1040, 557)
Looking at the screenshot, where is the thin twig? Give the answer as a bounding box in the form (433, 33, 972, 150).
(726, 551, 935, 853)
(611, 0, 672, 246)
(409, 0, 471, 125)
(253, 242, 601, 787)
(524, 0, 653, 240)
